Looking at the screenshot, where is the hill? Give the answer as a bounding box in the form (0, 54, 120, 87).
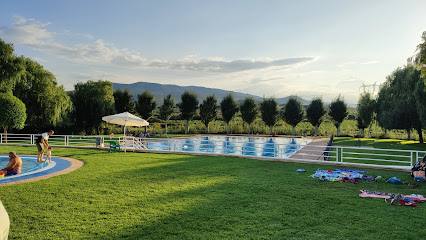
(113, 82, 310, 105)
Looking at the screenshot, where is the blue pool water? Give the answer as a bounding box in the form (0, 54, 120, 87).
(0, 156, 48, 174)
(146, 136, 312, 158)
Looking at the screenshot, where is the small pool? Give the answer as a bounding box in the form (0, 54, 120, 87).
(0, 156, 48, 174)
(0, 155, 73, 185)
(146, 136, 312, 159)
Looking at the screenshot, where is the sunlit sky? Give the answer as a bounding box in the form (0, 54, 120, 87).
(1, 0, 425, 104)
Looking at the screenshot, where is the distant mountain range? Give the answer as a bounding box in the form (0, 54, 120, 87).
(113, 82, 310, 105)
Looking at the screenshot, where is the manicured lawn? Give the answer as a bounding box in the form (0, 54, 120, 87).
(1, 146, 425, 239)
(333, 137, 426, 151)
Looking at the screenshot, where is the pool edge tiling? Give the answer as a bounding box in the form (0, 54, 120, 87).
(0, 156, 84, 186)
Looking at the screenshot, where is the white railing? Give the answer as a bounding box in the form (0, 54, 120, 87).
(1, 133, 424, 168)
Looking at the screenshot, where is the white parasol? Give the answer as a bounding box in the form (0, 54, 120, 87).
(102, 112, 149, 151)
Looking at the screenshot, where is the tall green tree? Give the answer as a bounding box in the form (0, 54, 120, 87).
(260, 98, 279, 135)
(136, 90, 156, 120)
(329, 95, 348, 136)
(306, 98, 326, 136)
(70, 80, 115, 134)
(114, 88, 135, 113)
(0, 38, 24, 93)
(13, 58, 71, 131)
(178, 91, 198, 134)
(240, 97, 258, 134)
(376, 65, 424, 143)
(282, 97, 304, 135)
(412, 31, 426, 78)
(199, 95, 217, 134)
(220, 94, 239, 134)
(159, 94, 174, 135)
(412, 31, 426, 128)
(0, 93, 26, 142)
(356, 92, 375, 137)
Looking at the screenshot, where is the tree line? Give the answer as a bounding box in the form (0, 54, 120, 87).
(0, 31, 425, 142)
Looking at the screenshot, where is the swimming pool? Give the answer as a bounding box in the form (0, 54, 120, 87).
(145, 136, 312, 159)
(0, 156, 48, 174)
(0, 155, 73, 185)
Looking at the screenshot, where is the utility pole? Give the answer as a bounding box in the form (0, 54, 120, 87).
(359, 82, 379, 97)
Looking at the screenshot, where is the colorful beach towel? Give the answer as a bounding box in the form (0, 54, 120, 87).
(359, 190, 426, 201)
(310, 169, 365, 180)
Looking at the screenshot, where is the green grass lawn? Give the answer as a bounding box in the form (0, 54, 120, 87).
(1, 146, 425, 239)
(333, 137, 426, 151)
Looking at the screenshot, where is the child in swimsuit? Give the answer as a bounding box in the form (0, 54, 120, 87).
(43, 147, 52, 163)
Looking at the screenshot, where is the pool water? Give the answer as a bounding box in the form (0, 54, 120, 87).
(0, 156, 48, 175)
(146, 136, 312, 158)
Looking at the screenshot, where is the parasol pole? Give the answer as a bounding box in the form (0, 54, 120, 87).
(123, 119, 127, 152)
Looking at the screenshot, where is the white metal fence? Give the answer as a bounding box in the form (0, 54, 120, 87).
(1, 133, 424, 168)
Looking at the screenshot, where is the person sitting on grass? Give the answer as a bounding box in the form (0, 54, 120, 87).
(43, 147, 53, 163)
(1, 151, 22, 176)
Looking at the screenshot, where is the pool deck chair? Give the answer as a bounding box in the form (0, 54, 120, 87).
(108, 141, 121, 153)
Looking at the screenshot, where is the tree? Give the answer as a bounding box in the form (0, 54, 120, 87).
(306, 98, 326, 136)
(178, 91, 198, 134)
(114, 88, 135, 113)
(0, 38, 24, 94)
(136, 90, 156, 120)
(220, 94, 239, 134)
(412, 31, 426, 78)
(13, 57, 71, 131)
(356, 92, 375, 137)
(70, 80, 115, 134)
(329, 95, 348, 136)
(0, 93, 26, 142)
(376, 65, 424, 143)
(199, 95, 217, 134)
(260, 98, 279, 135)
(159, 94, 174, 135)
(412, 31, 426, 129)
(240, 97, 258, 134)
(282, 97, 304, 135)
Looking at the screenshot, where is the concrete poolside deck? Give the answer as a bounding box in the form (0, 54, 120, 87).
(289, 137, 330, 161)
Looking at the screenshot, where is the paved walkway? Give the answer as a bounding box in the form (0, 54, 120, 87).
(289, 137, 330, 161)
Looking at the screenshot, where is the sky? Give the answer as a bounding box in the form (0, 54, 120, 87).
(0, 0, 425, 104)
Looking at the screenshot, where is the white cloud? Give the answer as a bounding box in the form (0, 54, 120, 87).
(148, 57, 316, 73)
(0, 16, 316, 73)
(337, 60, 380, 68)
(0, 16, 53, 45)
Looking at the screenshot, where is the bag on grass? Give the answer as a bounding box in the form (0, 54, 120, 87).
(388, 177, 404, 185)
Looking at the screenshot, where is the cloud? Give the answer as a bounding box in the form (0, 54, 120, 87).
(148, 57, 315, 73)
(337, 60, 380, 68)
(0, 16, 53, 45)
(0, 16, 146, 65)
(0, 16, 316, 73)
